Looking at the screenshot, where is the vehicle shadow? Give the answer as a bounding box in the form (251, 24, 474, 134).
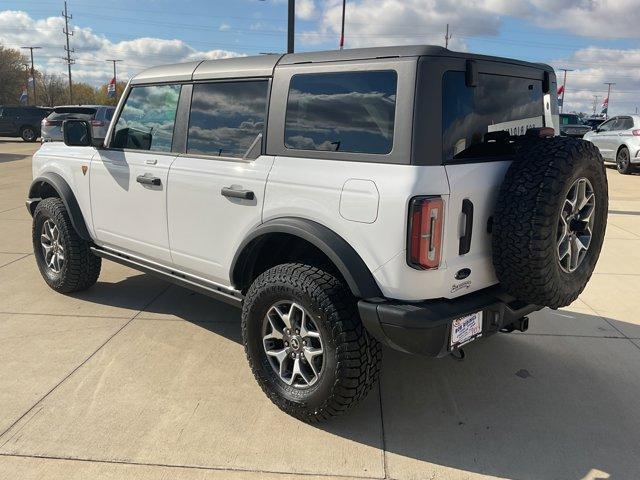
(0, 153, 29, 163)
(78, 274, 640, 480)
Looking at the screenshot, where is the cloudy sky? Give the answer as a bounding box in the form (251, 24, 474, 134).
(1, 0, 639, 115)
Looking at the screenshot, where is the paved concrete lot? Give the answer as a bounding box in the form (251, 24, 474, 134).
(0, 138, 639, 480)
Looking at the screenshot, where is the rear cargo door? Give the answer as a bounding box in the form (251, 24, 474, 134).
(440, 69, 547, 294)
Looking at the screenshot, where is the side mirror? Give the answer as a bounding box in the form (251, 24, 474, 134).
(63, 119, 93, 147)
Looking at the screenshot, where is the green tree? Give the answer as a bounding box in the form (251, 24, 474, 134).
(0, 45, 29, 105)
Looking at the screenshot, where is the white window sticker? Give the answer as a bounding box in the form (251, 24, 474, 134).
(487, 116, 544, 136)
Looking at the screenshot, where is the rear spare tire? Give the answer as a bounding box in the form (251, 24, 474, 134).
(492, 137, 608, 309)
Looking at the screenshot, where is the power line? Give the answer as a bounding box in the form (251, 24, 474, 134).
(62, 0, 74, 103)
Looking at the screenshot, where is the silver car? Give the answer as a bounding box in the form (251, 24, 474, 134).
(584, 115, 640, 174)
(41, 105, 115, 142)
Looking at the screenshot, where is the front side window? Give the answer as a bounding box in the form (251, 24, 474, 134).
(597, 118, 616, 132)
(187, 80, 268, 158)
(285, 71, 397, 154)
(111, 84, 181, 152)
(442, 71, 543, 161)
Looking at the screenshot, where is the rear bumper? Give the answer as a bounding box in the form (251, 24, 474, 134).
(358, 286, 541, 357)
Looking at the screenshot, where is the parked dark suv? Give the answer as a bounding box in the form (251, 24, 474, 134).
(0, 106, 51, 142)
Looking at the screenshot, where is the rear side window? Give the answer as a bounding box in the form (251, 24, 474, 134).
(285, 71, 397, 154)
(187, 80, 268, 158)
(619, 117, 634, 130)
(111, 84, 181, 152)
(442, 71, 543, 161)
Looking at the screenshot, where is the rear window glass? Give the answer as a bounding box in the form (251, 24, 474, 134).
(105, 108, 115, 121)
(48, 108, 97, 121)
(561, 114, 582, 125)
(285, 71, 397, 154)
(442, 71, 543, 161)
(187, 80, 268, 158)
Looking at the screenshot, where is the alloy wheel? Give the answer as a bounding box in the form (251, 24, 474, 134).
(617, 149, 630, 172)
(262, 301, 324, 388)
(41, 219, 65, 274)
(557, 177, 596, 273)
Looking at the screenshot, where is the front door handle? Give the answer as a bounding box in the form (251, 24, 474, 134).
(221, 187, 254, 200)
(136, 174, 161, 186)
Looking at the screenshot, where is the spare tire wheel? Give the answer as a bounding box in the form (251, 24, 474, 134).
(492, 137, 608, 309)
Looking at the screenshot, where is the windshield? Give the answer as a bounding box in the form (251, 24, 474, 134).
(48, 108, 97, 121)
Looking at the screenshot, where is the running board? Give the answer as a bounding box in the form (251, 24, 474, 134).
(90, 246, 243, 307)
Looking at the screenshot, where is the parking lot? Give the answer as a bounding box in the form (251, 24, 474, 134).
(0, 137, 638, 480)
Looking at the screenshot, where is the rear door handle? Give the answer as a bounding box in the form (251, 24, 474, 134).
(221, 187, 254, 200)
(136, 174, 161, 186)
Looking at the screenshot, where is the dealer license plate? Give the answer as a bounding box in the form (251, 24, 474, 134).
(450, 311, 483, 348)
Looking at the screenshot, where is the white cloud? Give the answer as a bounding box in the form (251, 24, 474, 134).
(0, 10, 242, 87)
(297, 0, 317, 21)
(550, 47, 640, 115)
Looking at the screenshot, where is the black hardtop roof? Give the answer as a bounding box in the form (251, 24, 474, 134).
(130, 45, 554, 84)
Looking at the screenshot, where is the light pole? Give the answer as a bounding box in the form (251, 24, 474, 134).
(559, 68, 573, 114)
(287, 0, 295, 53)
(105, 59, 122, 99)
(604, 82, 615, 118)
(339, 0, 346, 49)
(21, 46, 41, 105)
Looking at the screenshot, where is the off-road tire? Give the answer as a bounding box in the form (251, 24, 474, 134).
(242, 263, 382, 423)
(493, 137, 608, 309)
(32, 197, 101, 293)
(20, 126, 37, 142)
(616, 146, 635, 174)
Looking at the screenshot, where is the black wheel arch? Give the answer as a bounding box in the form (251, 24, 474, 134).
(27, 172, 92, 241)
(231, 217, 382, 299)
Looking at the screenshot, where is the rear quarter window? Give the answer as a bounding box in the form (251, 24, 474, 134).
(442, 71, 543, 162)
(284, 70, 397, 155)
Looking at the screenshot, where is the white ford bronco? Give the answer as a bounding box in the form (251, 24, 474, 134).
(27, 46, 608, 422)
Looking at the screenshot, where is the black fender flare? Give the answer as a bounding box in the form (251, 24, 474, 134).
(27, 172, 92, 241)
(231, 217, 383, 299)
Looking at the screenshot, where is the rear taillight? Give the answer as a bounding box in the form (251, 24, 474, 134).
(42, 119, 51, 126)
(632, 129, 640, 136)
(91, 120, 104, 127)
(408, 196, 444, 270)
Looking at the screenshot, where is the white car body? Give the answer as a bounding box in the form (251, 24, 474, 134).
(30, 46, 559, 313)
(583, 114, 640, 165)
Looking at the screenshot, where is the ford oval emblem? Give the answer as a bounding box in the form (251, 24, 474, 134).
(455, 268, 471, 280)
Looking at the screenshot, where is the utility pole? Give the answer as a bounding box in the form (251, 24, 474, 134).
(592, 95, 600, 116)
(604, 82, 615, 118)
(287, 0, 295, 54)
(339, 0, 346, 50)
(444, 24, 452, 49)
(105, 59, 122, 98)
(559, 68, 573, 114)
(21, 46, 41, 105)
(62, 1, 74, 103)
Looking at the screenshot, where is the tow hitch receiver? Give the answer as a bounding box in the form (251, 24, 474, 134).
(500, 316, 529, 333)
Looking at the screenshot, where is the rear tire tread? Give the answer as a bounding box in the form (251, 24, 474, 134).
(242, 263, 381, 423)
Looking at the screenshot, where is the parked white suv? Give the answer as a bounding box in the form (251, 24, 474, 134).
(27, 46, 608, 422)
(584, 115, 640, 174)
